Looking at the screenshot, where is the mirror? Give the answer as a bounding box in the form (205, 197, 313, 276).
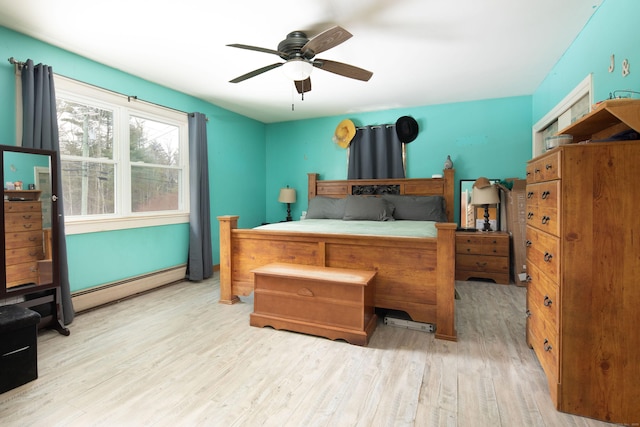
(1, 145, 57, 295)
(459, 179, 500, 231)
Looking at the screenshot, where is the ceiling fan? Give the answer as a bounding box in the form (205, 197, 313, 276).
(227, 26, 373, 95)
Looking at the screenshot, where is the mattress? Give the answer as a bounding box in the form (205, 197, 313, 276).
(253, 219, 438, 238)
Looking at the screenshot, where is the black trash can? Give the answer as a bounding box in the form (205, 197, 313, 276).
(0, 305, 41, 393)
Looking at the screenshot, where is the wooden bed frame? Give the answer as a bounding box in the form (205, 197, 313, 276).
(218, 168, 457, 341)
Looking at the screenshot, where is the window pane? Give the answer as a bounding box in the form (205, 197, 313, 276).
(62, 160, 115, 215)
(131, 165, 179, 212)
(57, 99, 113, 159)
(130, 116, 179, 166)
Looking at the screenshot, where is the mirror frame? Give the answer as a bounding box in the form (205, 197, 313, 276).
(1, 144, 59, 298)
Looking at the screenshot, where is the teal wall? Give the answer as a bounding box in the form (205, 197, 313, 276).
(0, 26, 266, 292)
(1, 0, 635, 292)
(266, 97, 532, 224)
(533, 0, 640, 123)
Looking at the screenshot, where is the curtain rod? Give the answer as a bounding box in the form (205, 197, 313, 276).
(356, 124, 395, 130)
(7, 57, 207, 121)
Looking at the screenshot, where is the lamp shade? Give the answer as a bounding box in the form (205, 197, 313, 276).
(281, 59, 313, 81)
(471, 185, 499, 205)
(278, 187, 297, 203)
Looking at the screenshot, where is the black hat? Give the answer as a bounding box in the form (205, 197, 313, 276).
(395, 116, 419, 143)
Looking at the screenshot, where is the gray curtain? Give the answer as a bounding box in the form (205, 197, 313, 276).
(347, 125, 405, 179)
(186, 112, 213, 281)
(21, 59, 74, 325)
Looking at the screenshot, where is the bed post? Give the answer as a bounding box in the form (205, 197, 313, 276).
(435, 222, 457, 341)
(308, 173, 318, 201)
(218, 215, 240, 305)
(443, 168, 455, 223)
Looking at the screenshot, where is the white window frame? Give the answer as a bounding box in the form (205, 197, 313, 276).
(53, 76, 190, 235)
(532, 74, 593, 157)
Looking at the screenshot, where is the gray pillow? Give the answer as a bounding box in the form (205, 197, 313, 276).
(306, 196, 347, 219)
(382, 194, 447, 222)
(343, 195, 395, 221)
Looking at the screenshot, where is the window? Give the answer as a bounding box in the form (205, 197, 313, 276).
(54, 76, 189, 234)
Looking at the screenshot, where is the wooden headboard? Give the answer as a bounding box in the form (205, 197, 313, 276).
(307, 168, 455, 223)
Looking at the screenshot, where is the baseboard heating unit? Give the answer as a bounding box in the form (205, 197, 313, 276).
(383, 316, 435, 333)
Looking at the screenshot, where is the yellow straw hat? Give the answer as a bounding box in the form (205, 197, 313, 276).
(333, 119, 356, 148)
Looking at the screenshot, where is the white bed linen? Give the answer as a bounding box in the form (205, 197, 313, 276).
(254, 219, 438, 238)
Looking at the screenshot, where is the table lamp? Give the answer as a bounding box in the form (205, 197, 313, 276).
(278, 186, 296, 221)
(471, 178, 499, 231)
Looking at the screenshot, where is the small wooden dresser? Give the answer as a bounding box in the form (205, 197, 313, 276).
(4, 200, 44, 288)
(455, 231, 509, 284)
(525, 99, 640, 424)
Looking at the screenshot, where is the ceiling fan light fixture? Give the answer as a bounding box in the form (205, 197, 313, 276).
(281, 59, 313, 81)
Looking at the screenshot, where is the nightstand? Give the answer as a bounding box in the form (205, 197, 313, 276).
(455, 231, 510, 284)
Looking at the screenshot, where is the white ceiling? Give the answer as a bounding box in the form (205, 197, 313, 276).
(0, 0, 602, 123)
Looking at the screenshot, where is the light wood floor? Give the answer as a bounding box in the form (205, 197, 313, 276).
(0, 275, 615, 427)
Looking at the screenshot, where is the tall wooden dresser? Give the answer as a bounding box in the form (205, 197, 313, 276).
(525, 99, 640, 424)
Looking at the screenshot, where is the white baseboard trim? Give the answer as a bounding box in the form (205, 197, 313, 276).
(71, 265, 187, 313)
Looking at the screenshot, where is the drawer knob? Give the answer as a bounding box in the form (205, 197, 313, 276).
(545, 164, 552, 170)
(541, 216, 550, 224)
(29, 236, 38, 242)
(476, 262, 487, 267)
(527, 212, 534, 219)
(525, 240, 532, 247)
(535, 168, 541, 174)
(541, 191, 550, 199)
(543, 295, 553, 306)
(544, 252, 553, 262)
(526, 275, 532, 282)
(527, 191, 534, 199)
(23, 223, 33, 229)
(543, 339, 553, 352)
(525, 309, 531, 318)
(22, 214, 33, 219)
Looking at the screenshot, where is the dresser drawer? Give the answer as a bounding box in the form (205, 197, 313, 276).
(527, 150, 562, 183)
(4, 212, 43, 233)
(5, 246, 44, 265)
(6, 261, 40, 288)
(527, 263, 559, 336)
(527, 181, 560, 209)
(4, 201, 42, 213)
(5, 230, 44, 250)
(456, 253, 508, 274)
(527, 211, 560, 238)
(456, 234, 484, 254)
(529, 317, 559, 403)
(456, 233, 509, 256)
(526, 227, 560, 283)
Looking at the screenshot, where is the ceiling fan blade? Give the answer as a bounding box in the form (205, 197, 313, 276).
(301, 26, 352, 56)
(227, 44, 286, 57)
(229, 63, 283, 83)
(313, 59, 373, 82)
(294, 78, 312, 94)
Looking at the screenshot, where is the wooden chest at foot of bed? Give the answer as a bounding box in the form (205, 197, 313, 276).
(250, 263, 377, 346)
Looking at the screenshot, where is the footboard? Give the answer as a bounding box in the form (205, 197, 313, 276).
(218, 216, 456, 341)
